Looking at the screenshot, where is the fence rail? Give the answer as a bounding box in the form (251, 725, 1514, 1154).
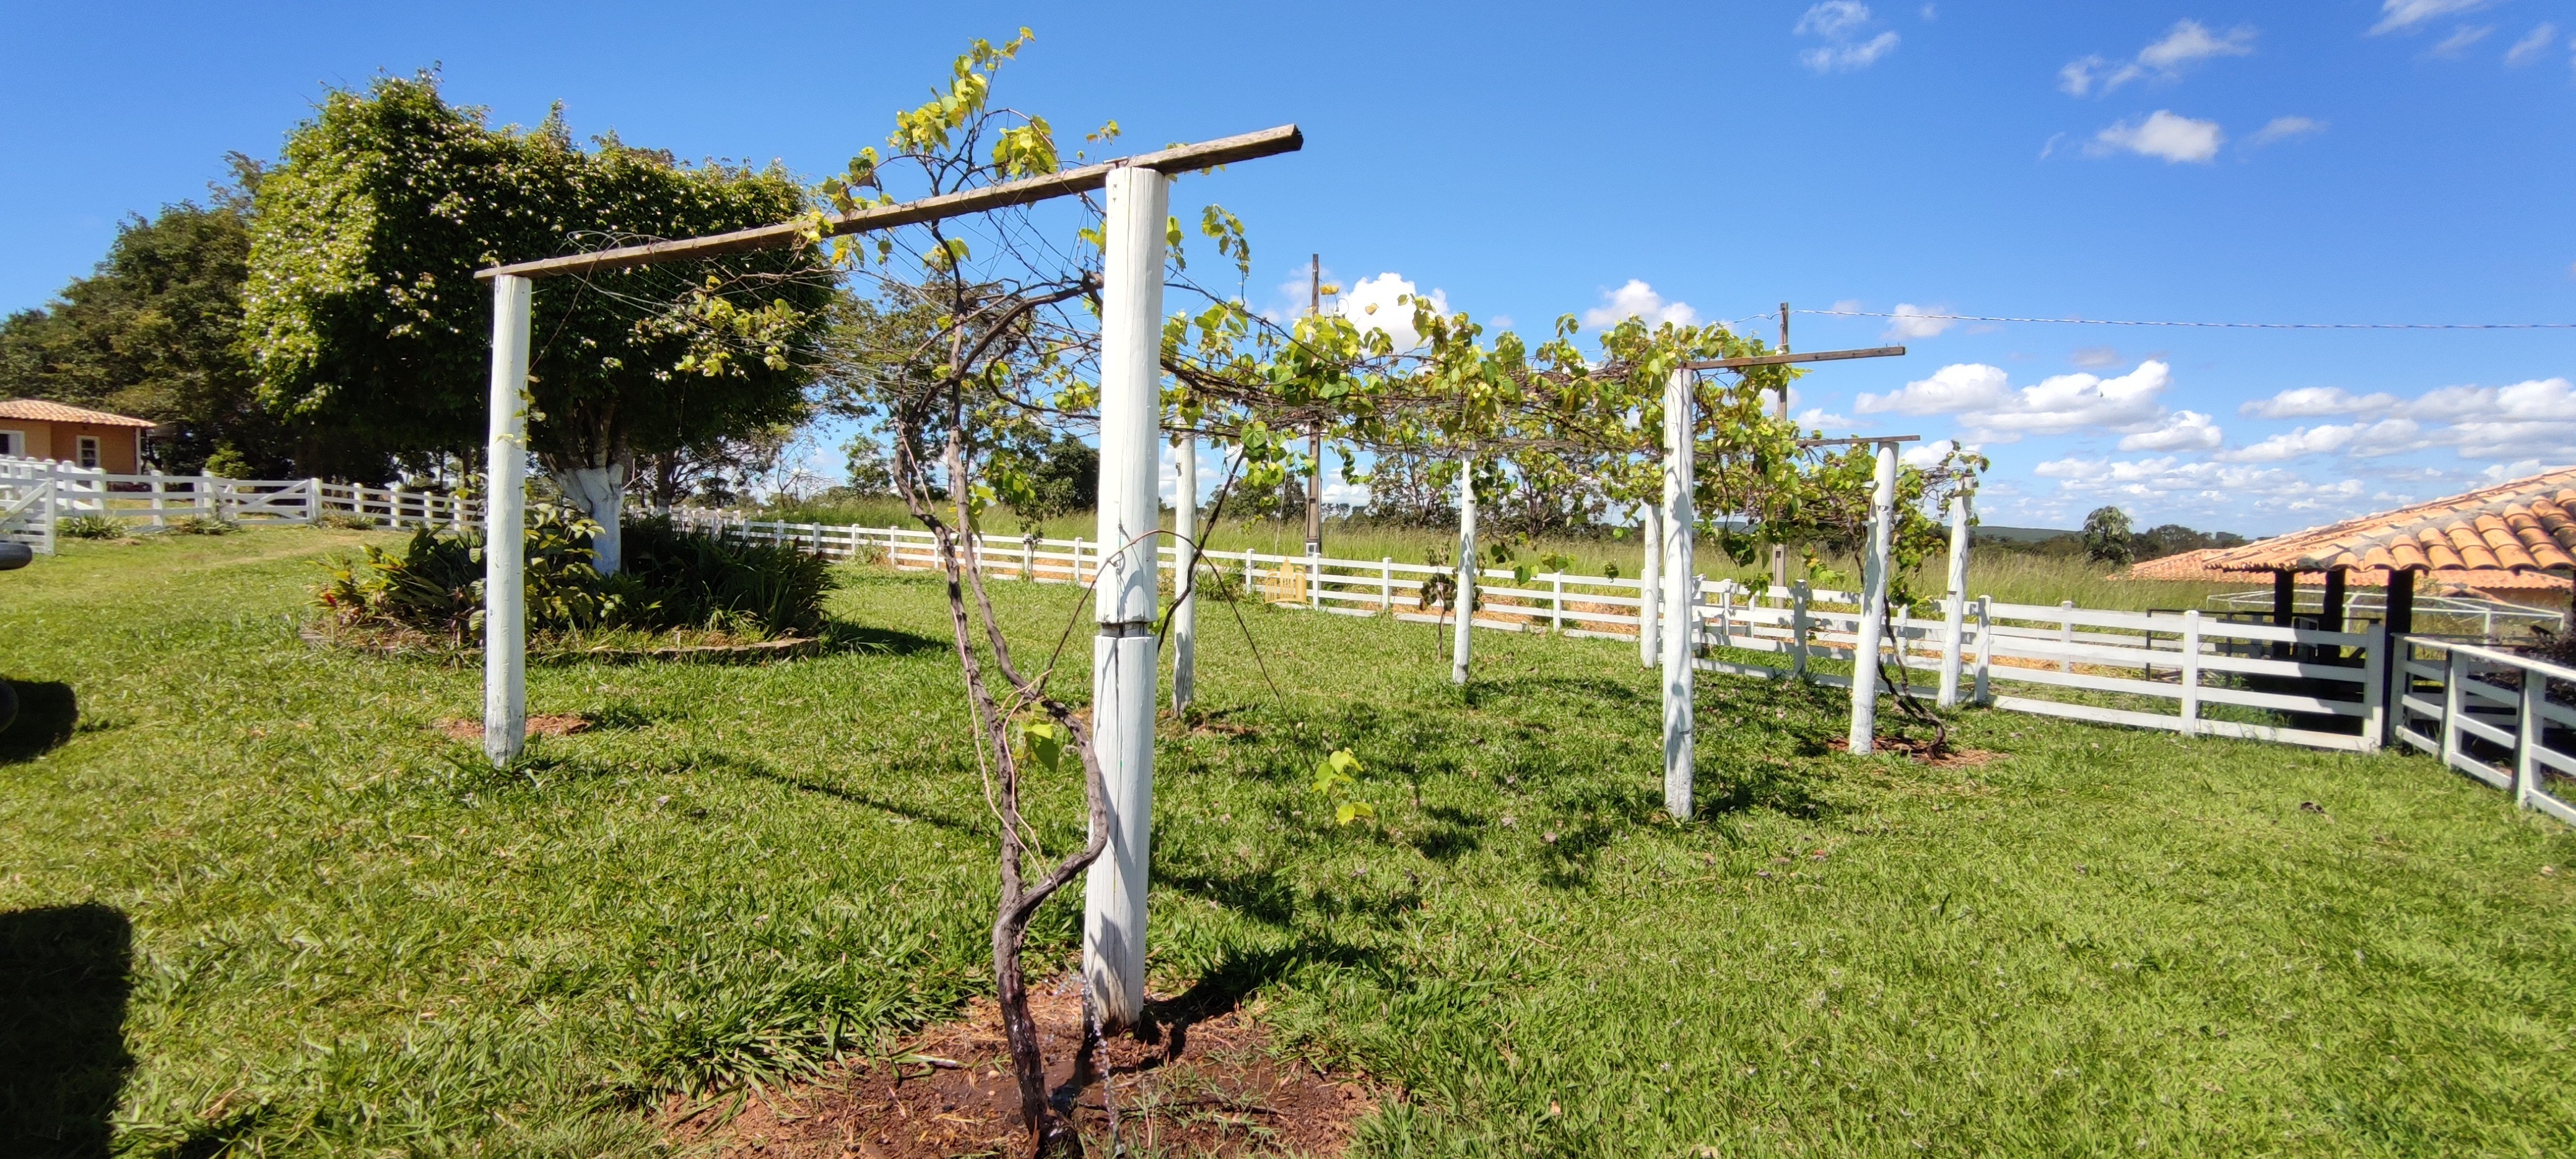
(0, 456, 477, 550)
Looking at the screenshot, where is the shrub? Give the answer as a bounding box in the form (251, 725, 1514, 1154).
(315, 511, 379, 530)
(56, 515, 126, 540)
(165, 515, 238, 536)
(315, 510, 832, 646)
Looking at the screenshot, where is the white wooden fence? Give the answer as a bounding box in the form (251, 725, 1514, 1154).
(0, 456, 476, 552)
(2389, 638, 2576, 826)
(669, 511, 2576, 817)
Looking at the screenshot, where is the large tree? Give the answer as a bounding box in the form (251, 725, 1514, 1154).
(0, 158, 289, 474)
(245, 72, 831, 570)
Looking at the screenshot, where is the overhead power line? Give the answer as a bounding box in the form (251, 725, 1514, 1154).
(1796, 309, 2576, 331)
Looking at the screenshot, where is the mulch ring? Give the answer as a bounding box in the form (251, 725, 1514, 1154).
(434, 714, 590, 743)
(669, 976, 1375, 1158)
(1829, 735, 2001, 767)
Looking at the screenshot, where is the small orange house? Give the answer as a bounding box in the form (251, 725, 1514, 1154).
(0, 399, 154, 473)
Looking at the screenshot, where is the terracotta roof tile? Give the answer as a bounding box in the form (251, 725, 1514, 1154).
(2196, 465, 2576, 576)
(2121, 547, 2570, 591)
(0, 398, 156, 427)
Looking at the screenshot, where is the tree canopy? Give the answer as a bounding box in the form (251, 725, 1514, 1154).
(243, 72, 833, 484)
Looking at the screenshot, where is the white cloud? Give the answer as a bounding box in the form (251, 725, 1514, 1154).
(1902, 438, 1962, 467)
(1796, 2, 1900, 72)
(1336, 272, 1448, 352)
(2428, 24, 2495, 57)
(2248, 116, 2326, 147)
(1883, 303, 1956, 339)
(2216, 419, 2425, 462)
(2061, 20, 2255, 97)
(2087, 110, 2224, 163)
(2372, 0, 2489, 36)
(2069, 345, 2121, 368)
(2118, 409, 2223, 451)
(1856, 359, 2178, 442)
(2239, 386, 2399, 419)
(1797, 407, 1856, 431)
(2035, 455, 2369, 514)
(2482, 458, 2551, 483)
(1582, 279, 1698, 329)
(2506, 23, 2559, 65)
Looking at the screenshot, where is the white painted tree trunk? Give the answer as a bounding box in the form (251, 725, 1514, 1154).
(1847, 441, 1898, 755)
(1171, 435, 1197, 711)
(1082, 166, 1168, 1032)
(1638, 503, 1661, 670)
(483, 274, 533, 767)
(557, 462, 629, 575)
(1937, 493, 1972, 709)
(1452, 456, 1476, 685)
(1660, 369, 1695, 820)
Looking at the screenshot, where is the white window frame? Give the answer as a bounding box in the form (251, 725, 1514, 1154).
(77, 435, 101, 469)
(0, 430, 22, 457)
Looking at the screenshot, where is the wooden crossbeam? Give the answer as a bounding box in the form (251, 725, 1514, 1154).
(476, 125, 1305, 281)
(1685, 345, 1905, 371)
(1798, 435, 1920, 448)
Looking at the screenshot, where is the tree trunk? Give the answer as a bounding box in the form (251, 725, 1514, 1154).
(555, 462, 629, 575)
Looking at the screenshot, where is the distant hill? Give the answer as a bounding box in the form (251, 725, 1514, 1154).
(1972, 525, 2076, 544)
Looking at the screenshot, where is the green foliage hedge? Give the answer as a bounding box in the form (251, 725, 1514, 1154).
(316, 510, 830, 645)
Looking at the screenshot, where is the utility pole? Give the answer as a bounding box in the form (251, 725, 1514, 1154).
(1305, 253, 1325, 557)
(1770, 302, 1790, 589)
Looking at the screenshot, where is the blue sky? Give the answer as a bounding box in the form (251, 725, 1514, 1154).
(4, 1, 2572, 532)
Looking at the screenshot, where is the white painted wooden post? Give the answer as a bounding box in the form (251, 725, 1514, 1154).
(1847, 441, 1897, 755)
(149, 469, 167, 527)
(2179, 609, 2203, 736)
(1936, 494, 1970, 709)
(1082, 166, 1168, 1032)
(1452, 456, 1477, 685)
(482, 274, 533, 767)
(2442, 647, 2468, 770)
(1791, 579, 1811, 678)
(2361, 623, 2388, 755)
(1660, 368, 1696, 818)
(1242, 548, 1255, 597)
(1380, 557, 1393, 612)
(1021, 535, 1033, 580)
(1715, 582, 1734, 650)
(1072, 536, 1085, 585)
(1551, 572, 1565, 633)
(1172, 435, 1197, 711)
(2518, 666, 2544, 810)
(1638, 503, 1662, 670)
(1974, 595, 1994, 705)
(1307, 545, 1321, 610)
(2058, 600, 2076, 673)
(1893, 604, 1913, 691)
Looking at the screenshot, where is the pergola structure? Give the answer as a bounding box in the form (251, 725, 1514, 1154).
(1648, 345, 1918, 818)
(471, 126, 1303, 1028)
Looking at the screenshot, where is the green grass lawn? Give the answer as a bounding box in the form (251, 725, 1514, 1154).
(3, 529, 2572, 1157)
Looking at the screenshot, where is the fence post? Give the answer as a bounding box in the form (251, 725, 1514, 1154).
(1381, 557, 1393, 612)
(2058, 599, 2075, 674)
(1073, 536, 1086, 585)
(1936, 494, 1970, 708)
(481, 272, 533, 768)
(1639, 503, 1662, 671)
(1974, 595, 1994, 705)
(2180, 609, 2203, 737)
(1892, 604, 1912, 692)
(1551, 572, 1565, 633)
(1791, 580, 1811, 678)
(1243, 549, 1255, 597)
(1660, 368, 1697, 818)
(2442, 646, 2467, 770)
(307, 477, 324, 523)
(40, 480, 56, 554)
(1307, 545, 1321, 610)
(1715, 582, 1733, 651)
(2360, 626, 2387, 755)
(149, 469, 167, 527)
(2517, 664, 2544, 809)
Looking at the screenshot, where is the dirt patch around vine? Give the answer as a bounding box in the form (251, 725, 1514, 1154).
(1830, 736, 2001, 767)
(433, 714, 590, 742)
(669, 976, 1373, 1158)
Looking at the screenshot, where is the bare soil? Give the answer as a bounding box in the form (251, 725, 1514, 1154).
(1830, 735, 2002, 767)
(669, 976, 1373, 1158)
(434, 714, 590, 742)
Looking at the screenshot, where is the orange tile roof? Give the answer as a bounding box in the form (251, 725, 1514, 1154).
(0, 398, 157, 428)
(2195, 466, 2576, 575)
(2121, 546, 2570, 590)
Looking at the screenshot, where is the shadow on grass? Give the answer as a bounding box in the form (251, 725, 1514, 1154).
(1136, 935, 1388, 1061)
(818, 622, 946, 658)
(0, 681, 76, 764)
(0, 903, 131, 1159)
(717, 752, 990, 838)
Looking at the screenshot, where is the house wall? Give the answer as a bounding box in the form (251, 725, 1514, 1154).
(0, 420, 144, 472)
